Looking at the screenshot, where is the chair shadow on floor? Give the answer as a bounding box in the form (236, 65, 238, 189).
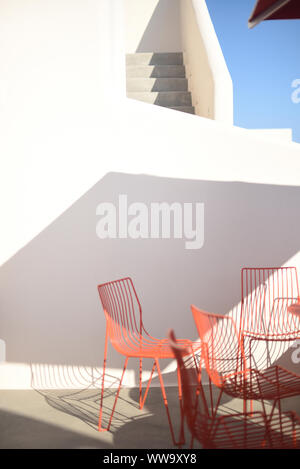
(30, 362, 238, 448)
(31, 359, 296, 449)
(30, 363, 153, 434)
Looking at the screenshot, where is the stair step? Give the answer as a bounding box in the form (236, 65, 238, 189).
(126, 52, 183, 66)
(127, 78, 188, 92)
(170, 106, 195, 114)
(126, 65, 186, 78)
(127, 91, 192, 107)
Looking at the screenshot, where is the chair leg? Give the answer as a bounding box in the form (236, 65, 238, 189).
(139, 360, 157, 410)
(139, 358, 143, 409)
(190, 361, 202, 450)
(213, 387, 223, 418)
(268, 398, 278, 423)
(98, 327, 109, 432)
(208, 376, 214, 417)
(208, 375, 223, 418)
(277, 398, 284, 446)
(98, 328, 128, 432)
(155, 358, 177, 446)
(177, 365, 185, 446)
(106, 357, 129, 431)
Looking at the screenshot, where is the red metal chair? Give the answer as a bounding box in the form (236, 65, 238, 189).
(97, 277, 200, 444)
(168, 329, 300, 449)
(240, 267, 300, 412)
(191, 305, 300, 419)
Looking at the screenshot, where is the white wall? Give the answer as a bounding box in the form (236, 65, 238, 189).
(248, 128, 293, 143)
(180, 0, 233, 123)
(0, 0, 299, 390)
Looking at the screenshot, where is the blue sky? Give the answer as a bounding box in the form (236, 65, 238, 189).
(206, 0, 300, 142)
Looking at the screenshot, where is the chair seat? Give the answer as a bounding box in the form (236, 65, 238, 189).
(222, 365, 300, 401)
(242, 328, 300, 341)
(111, 335, 201, 358)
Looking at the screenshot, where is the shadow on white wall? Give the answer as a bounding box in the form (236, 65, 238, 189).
(125, 0, 182, 53)
(0, 172, 299, 386)
(136, 0, 182, 53)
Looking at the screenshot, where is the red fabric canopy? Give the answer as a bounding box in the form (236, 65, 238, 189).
(248, 0, 300, 28)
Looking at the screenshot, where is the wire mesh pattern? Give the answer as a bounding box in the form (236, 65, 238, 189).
(241, 267, 300, 339)
(168, 330, 300, 449)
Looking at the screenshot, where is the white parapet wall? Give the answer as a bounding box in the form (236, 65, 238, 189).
(0, 0, 299, 389)
(248, 128, 293, 143)
(180, 0, 233, 123)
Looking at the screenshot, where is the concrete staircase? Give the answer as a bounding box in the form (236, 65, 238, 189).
(126, 53, 194, 115)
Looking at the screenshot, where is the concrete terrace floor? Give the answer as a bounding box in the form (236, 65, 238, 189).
(0, 386, 299, 449)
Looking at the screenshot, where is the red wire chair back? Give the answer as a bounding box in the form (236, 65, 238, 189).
(191, 305, 247, 388)
(98, 278, 143, 353)
(241, 267, 300, 338)
(168, 330, 211, 446)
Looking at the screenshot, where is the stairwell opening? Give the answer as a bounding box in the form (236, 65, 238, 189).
(124, 0, 194, 115)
